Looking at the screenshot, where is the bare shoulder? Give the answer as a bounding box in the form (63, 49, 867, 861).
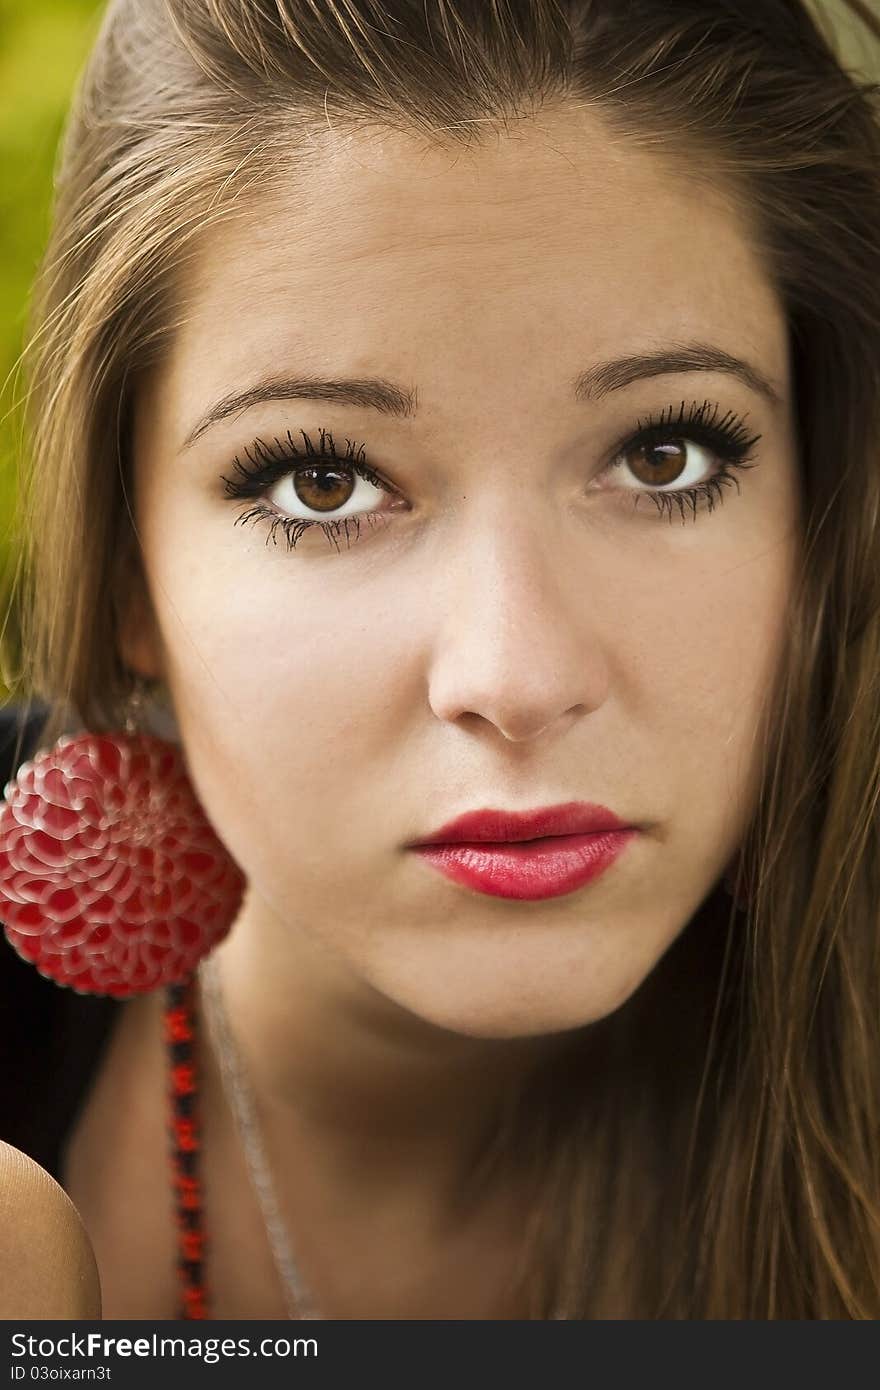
(0, 1140, 102, 1318)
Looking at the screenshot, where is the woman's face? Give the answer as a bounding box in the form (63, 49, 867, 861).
(128, 106, 800, 1039)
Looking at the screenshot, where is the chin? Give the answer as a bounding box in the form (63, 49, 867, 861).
(377, 966, 650, 1043)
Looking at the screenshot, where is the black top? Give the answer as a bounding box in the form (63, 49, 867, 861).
(0, 705, 125, 1181)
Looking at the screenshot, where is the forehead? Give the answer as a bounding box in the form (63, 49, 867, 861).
(161, 106, 787, 409)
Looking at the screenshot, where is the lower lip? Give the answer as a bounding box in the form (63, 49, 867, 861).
(411, 829, 638, 901)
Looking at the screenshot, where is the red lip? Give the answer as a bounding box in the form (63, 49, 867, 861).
(408, 802, 639, 901)
(412, 801, 632, 846)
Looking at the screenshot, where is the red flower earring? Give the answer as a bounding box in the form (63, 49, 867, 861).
(0, 682, 244, 998)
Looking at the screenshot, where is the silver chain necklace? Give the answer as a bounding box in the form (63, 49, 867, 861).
(197, 954, 550, 1320)
(197, 952, 323, 1320)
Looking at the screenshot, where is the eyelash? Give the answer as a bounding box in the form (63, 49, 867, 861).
(220, 399, 762, 552)
(222, 429, 393, 554)
(609, 398, 761, 523)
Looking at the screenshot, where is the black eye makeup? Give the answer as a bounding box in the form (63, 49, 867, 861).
(221, 427, 398, 554)
(219, 399, 762, 553)
(606, 397, 761, 523)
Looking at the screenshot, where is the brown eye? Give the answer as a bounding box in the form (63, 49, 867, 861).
(222, 426, 404, 551)
(292, 466, 356, 513)
(265, 454, 392, 525)
(623, 440, 688, 488)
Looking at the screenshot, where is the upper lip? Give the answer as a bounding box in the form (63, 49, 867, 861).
(411, 801, 634, 846)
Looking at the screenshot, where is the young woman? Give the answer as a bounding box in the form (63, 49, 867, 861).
(0, 0, 878, 1320)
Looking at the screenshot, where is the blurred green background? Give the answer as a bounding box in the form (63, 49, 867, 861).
(0, 0, 876, 704)
(0, 0, 103, 700)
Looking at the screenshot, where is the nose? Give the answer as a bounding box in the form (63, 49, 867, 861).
(426, 507, 608, 743)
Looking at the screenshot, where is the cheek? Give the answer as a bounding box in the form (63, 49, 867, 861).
(142, 513, 419, 875)
(629, 534, 795, 862)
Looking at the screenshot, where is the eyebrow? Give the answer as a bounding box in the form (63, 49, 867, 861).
(179, 341, 783, 450)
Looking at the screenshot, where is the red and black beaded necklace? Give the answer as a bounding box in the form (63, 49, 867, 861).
(164, 976, 209, 1319)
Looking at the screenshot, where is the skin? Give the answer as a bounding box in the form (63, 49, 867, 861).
(0, 1142, 102, 1318)
(115, 104, 801, 1310)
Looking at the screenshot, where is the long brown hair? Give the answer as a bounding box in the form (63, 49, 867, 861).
(5, 0, 880, 1316)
